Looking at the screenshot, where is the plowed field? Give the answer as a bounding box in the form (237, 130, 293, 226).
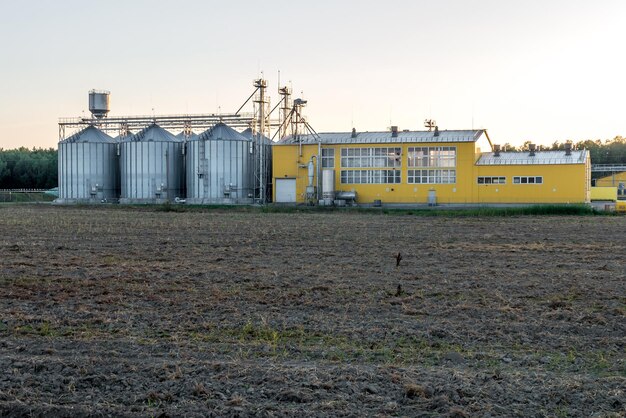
(0, 206, 624, 417)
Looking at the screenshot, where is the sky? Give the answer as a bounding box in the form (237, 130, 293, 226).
(0, 0, 625, 149)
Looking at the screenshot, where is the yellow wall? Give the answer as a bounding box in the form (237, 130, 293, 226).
(474, 164, 588, 203)
(590, 187, 617, 201)
(272, 142, 590, 204)
(595, 172, 626, 187)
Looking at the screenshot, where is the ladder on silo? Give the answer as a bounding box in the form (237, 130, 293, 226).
(199, 139, 208, 197)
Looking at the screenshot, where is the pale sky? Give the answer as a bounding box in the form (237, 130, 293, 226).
(1, 0, 625, 149)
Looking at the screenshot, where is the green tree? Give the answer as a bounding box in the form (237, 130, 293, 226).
(0, 147, 58, 189)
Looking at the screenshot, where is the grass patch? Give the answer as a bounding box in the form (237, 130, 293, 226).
(119, 203, 602, 216)
(379, 204, 599, 217)
(0, 192, 55, 203)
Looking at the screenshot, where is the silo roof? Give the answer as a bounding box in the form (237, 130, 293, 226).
(114, 132, 133, 141)
(198, 123, 249, 141)
(176, 131, 199, 141)
(240, 128, 272, 144)
(62, 126, 115, 143)
(276, 129, 486, 145)
(476, 150, 588, 165)
(129, 124, 181, 142)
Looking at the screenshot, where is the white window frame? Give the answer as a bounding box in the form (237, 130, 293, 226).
(321, 148, 335, 168)
(407, 146, 456, 168)
(407, 169, 456, 184)
(340, 147, 402, 168)
(340, 169, 401, 184)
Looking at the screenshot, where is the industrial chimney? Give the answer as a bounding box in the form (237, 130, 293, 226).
(564, 142, 572, 156)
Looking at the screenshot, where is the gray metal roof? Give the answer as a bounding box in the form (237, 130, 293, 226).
(63, 126, 115, 143)
(476, 150, 588, 165)
(114, 133, 133, 141)
(198, 123, 249, 141)
(176, 131, 199, 141)
(240, 127, 272, 144)
(276, 129, 485, 145)
(128, 124, 181, 142)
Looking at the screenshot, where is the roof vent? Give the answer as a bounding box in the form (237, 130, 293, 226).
(391, 126, 398, 137)
(493, 144, 501, 157)
(351, 128, 357, 138)
(434, 126, 439, 137)
(564, 142, 572, 156)
(528, 143, 536, 156)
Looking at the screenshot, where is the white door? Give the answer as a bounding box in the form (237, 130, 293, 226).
(275, 179, 296, 202)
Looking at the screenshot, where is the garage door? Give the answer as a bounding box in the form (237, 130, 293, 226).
(275, 178, 296, 202)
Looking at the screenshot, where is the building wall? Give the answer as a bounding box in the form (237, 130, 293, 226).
(596, 172, 626, 197)
(272, 142, 590, 204)
(474, 164, 588, 203)
(596, 172, 626, 187)
(590, 187, 617, 201)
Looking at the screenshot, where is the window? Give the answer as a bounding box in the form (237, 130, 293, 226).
(340, 170, 401, 184)
(340, 147, 402, 168)
(477, 176, 506, 185)
(513, 176, 543, 184)
(321, 148, 335, 168)
(407, 169, 456, 184)
(407, 147, 456, 168)
(406, 147, 456, 184)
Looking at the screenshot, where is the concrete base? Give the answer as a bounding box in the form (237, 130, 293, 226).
(185, 197, 255, 205)
(53, 198, 118, 205)
(118, 198, 172, 205)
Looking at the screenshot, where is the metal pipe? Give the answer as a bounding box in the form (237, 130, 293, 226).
(317, 142, 321, 201)
(235, 87, 260, 115)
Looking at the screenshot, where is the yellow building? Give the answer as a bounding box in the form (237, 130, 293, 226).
(272, 128, 591, 205)
(595, 172, 626, 198)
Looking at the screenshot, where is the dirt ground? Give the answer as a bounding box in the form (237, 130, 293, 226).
(0, 205, 624, 417)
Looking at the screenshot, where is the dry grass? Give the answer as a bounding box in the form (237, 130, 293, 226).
(0, 206, 624, 416)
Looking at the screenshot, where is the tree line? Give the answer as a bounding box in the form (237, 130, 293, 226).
(501, 136, 626, 165)
(0, 148, 57, 189)
(0, 137, 625, 189)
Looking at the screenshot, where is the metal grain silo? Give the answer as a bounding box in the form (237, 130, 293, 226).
(186, 123, 253, 204)
(241, 128, 273, 202)
(120, 124, 183, 203)
(176, 131, 198, 142)
(57, 126, 118, 203)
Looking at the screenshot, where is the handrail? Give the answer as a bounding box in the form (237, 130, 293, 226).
(0, 189, 50, 193)
(591, 164, 626, 172)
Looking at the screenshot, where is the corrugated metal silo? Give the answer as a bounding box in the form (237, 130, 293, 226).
(241, 128, 273, 202)
(186, 123, 254, 204)
(176, 131, 198, 142)
(119, 124, 183, 203)
(57, 126, 118, 203)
